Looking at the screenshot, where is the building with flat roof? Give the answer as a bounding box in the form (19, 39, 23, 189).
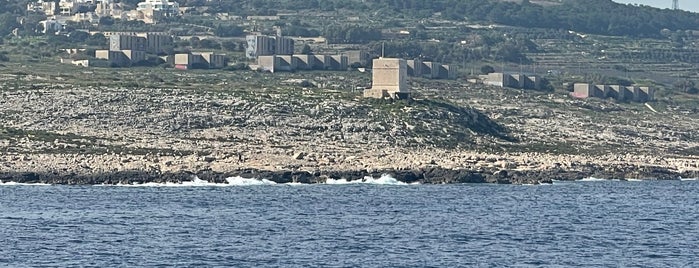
(95, 1, 124, 18)
(59, 0, 96, 16)
(345, 50, 370, 67)
(27, 0, 56, 16)
(143, 33, 172, 54)
(135, 0, 180, 24)
(572, 83, 654, 102)
(275, 36, 295, 55)
(480, 73, 541, 90)
(39, 19, 64, 34)
(254, 54, 348, 73)
(364, 58, 409, 99)
(108, 33, 172, 54)
(245, 35, 295, 59)
(194, 52, 226, 69)
(407, 59, 422, 77)
(110, 34, 146, 51)
(421, 61, 440, 79)
(246, 35, 275, 59)
(403, 59, 455, 79)
(172, 52, 226, 69)
(72, 12, 99, 23)
(99, 33, 172, 67)
(95, 49, 145, 67)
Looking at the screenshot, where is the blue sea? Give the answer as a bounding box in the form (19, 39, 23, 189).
(1, 178, 698, 267)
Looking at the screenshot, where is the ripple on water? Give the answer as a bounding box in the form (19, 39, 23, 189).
(0, 181, 697, 267)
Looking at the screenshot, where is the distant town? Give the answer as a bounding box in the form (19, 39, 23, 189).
(7, 0, 699, 101)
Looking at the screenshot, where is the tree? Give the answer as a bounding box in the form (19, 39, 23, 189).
(214, 25, 244, 37)
(480, 65, 495, 74)
(199, 38, 221, 49)
(189, 36, 200, 48)
(0, 51, 9, 62)
(284, 26, 319, 37)
(674, 79, 698, 94)
(221, 40, 238, 51)
(0, 0, 25, 14)
(68, 31, 91, 43)
(99, 16, 114, 26)
(86, 33, 107, 46)
(0, 13, 18, 36)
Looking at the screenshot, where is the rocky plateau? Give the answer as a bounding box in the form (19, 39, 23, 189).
(1, 70, 698, 184)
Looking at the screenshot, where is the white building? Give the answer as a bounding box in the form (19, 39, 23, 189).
(95, 1, 124, 18)
(39, 19, 64, 34)
(245, 35, 295, 59)
(59, 0, 90, 16)
(135, 0, 180, 24)
(72, 12, 100, 23)
(27, 0, 57, 16)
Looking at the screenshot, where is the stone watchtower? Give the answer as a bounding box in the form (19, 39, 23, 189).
(364, 58, 410, 99)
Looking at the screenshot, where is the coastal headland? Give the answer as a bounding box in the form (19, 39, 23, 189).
(1, 67, 698, 185)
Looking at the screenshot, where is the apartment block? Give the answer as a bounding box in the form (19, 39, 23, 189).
(275, 36, 295, 55)
(95, 49, 145, 67)
(136, 0, 180, 24)
(110, 34, 146, 51)
(345, 50, 370, 67)
(329, 55, 348, 70)
(421, 61, 440, 79)
(480, 73, 541, 90)
(572, 83, 654, 102)
(59, 0, 98, 16)
(245, 35, 295, 59)
(27, 0, 56, 16)
(144, 33, 172, 54)
(407, 59, 423, 77)
(246, 35, 275, 59)
(255, 54, 349, 73)
(101, 32, 172, 54)
(173, 52, 226, 69)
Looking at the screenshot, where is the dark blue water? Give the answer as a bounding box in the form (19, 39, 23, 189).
(1, 180, 698, 267)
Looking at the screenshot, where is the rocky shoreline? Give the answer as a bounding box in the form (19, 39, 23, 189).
(2, 70, 698, 186)
(2, 164, 697, 186)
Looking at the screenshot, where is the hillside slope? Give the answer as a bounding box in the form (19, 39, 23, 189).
(0, 65, 698, 183)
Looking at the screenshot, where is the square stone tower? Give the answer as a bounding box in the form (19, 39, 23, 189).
(365, 58, 409, 99)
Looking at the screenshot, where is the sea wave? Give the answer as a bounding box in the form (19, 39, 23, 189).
(324, 174, 416, 185)
(578, 177, 607, 182)
(680, 178, 698, 181)
(105, 176, 277, 187)
(0, 181, 52, 186)
(225, 176, 277, 186)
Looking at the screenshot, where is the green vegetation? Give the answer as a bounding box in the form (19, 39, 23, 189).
(2, 0, 699, 95)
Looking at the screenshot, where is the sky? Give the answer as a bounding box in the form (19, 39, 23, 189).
(613, 0, 699, 12)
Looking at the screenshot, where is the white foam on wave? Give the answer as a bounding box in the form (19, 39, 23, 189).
(107, 176, 277, 187)
(114, 177, 223, 187)
(324, 174, 415, 185)
(626, 178, 644, 182)
(680, 178, 698, 181)
(97, 174, 418, 187)
(0, 180, 52, 186)
(578, 177, 607, 182)
(224, 176, 277, 186)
